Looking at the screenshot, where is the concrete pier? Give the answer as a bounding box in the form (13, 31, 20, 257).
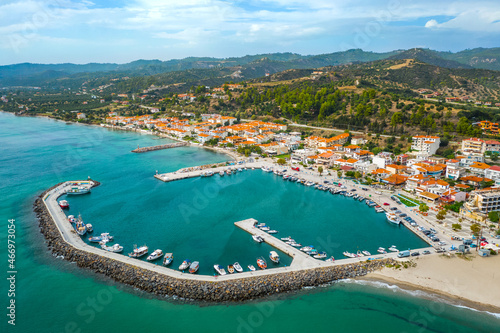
(132, 142, 188, 153)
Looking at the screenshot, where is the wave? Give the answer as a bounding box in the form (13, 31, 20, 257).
(341, 279, 500, 319)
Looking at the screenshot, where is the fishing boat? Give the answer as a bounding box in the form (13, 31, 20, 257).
(385, 212, 401, 225)
(85, 224, 93, 233)
(343, 251, 356, 258)
(66, 186, 91, 195)
(226, 169, 232, 175)
(75, 220, 87, 236)
(257, 258, 267, 270)
(59, 200, 69, 209)
(189, 261, 200, 274)
(214, 264, 226, 275)
(377, 247, 387, 254)
(179, 259, 191, 270)
(325, 256, 335, 262)
(356, 250, 365, 257)
(100, 242, 123, 253)
(88, 233, 114, 243)
(248, 265, 256, 271)
(306, 250, 319, 255)
(129, 245, 148, 258)
(227, 264, 235, 274)
(300, 246, 314, 252)
(267, 230, 278, 234)
(147, 249, 164, 261)
(313, 251, 327, 259)
(163, 253, 173, 266)
(67, 215, 76, 223)
(252, 235, 264, 243)
(269, 251, 280, 263)
(375, 206, 384, 213)
(233, 262, 243, 273)
(388, 245, 399, 252)
(219, 171, 224, 176)
(362, 250, 371, 256)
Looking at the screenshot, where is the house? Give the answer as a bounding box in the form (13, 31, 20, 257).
(411, 135, 440, 157)
(468, 162, 491, 176)
(485, 165, 500, 185)
(386, 164, 407, 175)
(405, 174, 432, 192)
(460, 176, 493, 187)
(197, 133, 212, 144)
(77, 113, 86, 119)
(445, 159, 461, 180)
(352, 150, 373, 162)
(396, 154, 408, 165)
(351, 136, 367, 145)
(461, 138, 484, 154)
(382, 174, 408, 186)
(484, 140, 500, 154)
(440, 189, 466, 203)
(316, 152, 337, 166)
(372, 152, 393, 169)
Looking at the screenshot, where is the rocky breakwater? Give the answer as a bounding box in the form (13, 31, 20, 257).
(34, 183, 394, 302)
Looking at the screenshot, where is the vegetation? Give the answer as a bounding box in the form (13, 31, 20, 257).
(436, 209, 447, 221)
(488, 211, 499, 223)
(452, 223, 462, 230)
(445, 201, 464, 213)
(419, 203, 429, 213)
(470, 223, 482, 236)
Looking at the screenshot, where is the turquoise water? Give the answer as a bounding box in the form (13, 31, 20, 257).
(1, 112, 499, 333)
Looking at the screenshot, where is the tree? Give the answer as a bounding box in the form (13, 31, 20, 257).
(337, 170, 343, 178)
(419, 203, 429, 213)
(488, 211, 499, 223)
(452, 223, 462, 230)
(277, 158, 286, 165)
(318, 166, 324, 175)
(470, 223, 481, 237)
(436, 210, 446, 221)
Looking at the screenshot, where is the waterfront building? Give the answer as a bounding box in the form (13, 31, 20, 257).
(461, 188, 500, 221)
(77, 112, 86, 119)
(405, 174, 432, 192)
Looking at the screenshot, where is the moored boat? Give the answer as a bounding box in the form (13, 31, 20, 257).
(219, 171, 224, 176)
(163, 253, 174, 266)
(385, 212, 401, 225)
(343, 251, 356, 258)
(300, 246, 314, 252)
(325, 256, 335, 262)
(252, 235, 264, 243)
(257, 258, 267, 270)
(267, 230, 278, 234)
(179, 259, 191, 271)
(233, 262, 243, 273)
(362, 250, 371, 256)
(189, 261, 200, 274)
(377, 247, 387, 254)
(313, 251, 327, 259)
(85, 223, 93, 233)
(100, 242, 123, 253)
(214, 264, 226, 275)
(88, 233, 114, 243)
(129, 245, 148, 258)
(66, 186, 91, 195)
(147, 249, 164, 261)
(227, 264, 235, 274)
(248, 265, 256, 271)
(388, 245, 399, 252)
(269, 251, 280, 263)
(59, 200, 69, 209)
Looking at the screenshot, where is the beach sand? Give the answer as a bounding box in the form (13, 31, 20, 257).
(364, 252, 500, 311)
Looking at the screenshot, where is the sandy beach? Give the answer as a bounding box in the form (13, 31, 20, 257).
(364, 252, 500, 312)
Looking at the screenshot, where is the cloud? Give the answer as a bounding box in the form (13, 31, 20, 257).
(425, 19, 439, 28)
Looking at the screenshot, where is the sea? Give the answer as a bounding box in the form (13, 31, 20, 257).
(1, 111, 499, 333)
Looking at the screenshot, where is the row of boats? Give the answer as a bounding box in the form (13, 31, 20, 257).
(201, 166, 250, 177)
(342, 245, 399, 258)
(67, 214, 125, 253)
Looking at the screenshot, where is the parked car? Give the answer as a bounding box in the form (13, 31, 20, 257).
(422, 230, 431, 235)
(390, 207, 397, 210)
(430, 228, 437, 234)
(438, 241, 447, 246)
(431, 237, 440, 242)
(411, 251, 420, 257)
(399, 213, 407, 218)
(422, 250, 431, 255)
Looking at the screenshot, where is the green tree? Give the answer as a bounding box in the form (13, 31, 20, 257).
(277, 158, 286, 165)
(452, 223, 462, 230)
(470, 223, 481, 237)
(337, 170, 343, 178)
(488, 211, 499, 223)
(318, 166, 324, 175)
(419, 203, 429, 212)
(436, 210, 446, 221)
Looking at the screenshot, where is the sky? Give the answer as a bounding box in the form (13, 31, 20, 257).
(1, 0, 500, 65)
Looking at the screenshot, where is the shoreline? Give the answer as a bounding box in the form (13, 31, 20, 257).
(361, 253, 500, 313)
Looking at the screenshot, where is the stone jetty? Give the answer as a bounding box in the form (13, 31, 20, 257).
(34, 181, 396, 302)
(132, 142, 188, 153)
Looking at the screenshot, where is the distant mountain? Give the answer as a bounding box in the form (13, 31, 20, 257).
(1, 47, 500, 88)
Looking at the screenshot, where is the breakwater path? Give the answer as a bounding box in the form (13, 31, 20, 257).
(34, 180, 401, 301)
(132, 142, 188, 153)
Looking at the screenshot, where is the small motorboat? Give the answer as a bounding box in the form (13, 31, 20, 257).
(88, 233, 114, 243)
(281, 237, 293, 241)
(59, 200, 69, 209)
(325, 256, 335, 262)
(259, 226, 270, 231)
(388, 245, 399, 252)
(377, 247, 387, 254)
(67, 215, 76, 223)
(100, 242, 123, 253)
(233, 262, 243, 273)
(252, 235, 264, 243)
(219, 171, 224, 176)
(248, 265, 256, 271)
(85, 223, 93, 233)
(227, 264, 235, 274)
(289, 243, 301, 247)
(179, 259, 192, 271)
(129, 245, 148, 258)
(313, 251, 327, 259)
(147, 249, 164, 261)
(214, 264, 226, 275)
(307, 250, 319, 255)
(163, 253, 174, 266)
(300, 246, 314, 252)
(267, 230, 278, 234)
(269, 251, 280, 263)
(362, 251, 371, 256)
(189, 261, 200, 274)
(343, 251, 356, 258)
(257, 258, 267, 270)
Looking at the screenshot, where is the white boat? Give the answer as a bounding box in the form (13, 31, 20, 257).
(313, 251, 327, 259)
(59, 200, 69, 209)
(252, 235, 264, 243)
(281, 237, 293, 241)
(163, 253, 174, 266)
(189, 261, 199, 274)
(269, 251, 280, 263)
(179, 259, 191, 270)
(259, 226, 270, 231)
(377, 247, 387, 254)
(214, 264, 226, 275)
(267, 230, 278, 234)
(129, 245, 148, 258)
(289, 242, 301, 247)
(85, 223, 93, 233)
(100, 242, 123, 253)
(88, 233, 114, 243)
(325, 256, 335, 262)
(233, 262, 243, 273)
(300, 246, 314, 252)
(362, 251, 371, 256)
(248, 265, 256, 271)
(226, 170, 232, 175)
(67, 215, 75, 223)
(343, 251, 356, 258)
(356, 250, 365, 257)
(385, 212, 401, 225)
(375, 207, 384, 213)
(147, 249, 164, 261)
(256, 222, 266, 228)
(219, 171, 224, 176)
(75, 220, 87, 236)
(66, 186, 91, 195)
(388, 245, 399, 252)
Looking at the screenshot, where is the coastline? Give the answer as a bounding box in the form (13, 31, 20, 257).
(361, 253, 500, 313)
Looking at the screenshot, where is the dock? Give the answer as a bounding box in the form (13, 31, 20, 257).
(234, 218, 320, 269)
(155, 163, 261, 182)
(132, 142, 188, 153)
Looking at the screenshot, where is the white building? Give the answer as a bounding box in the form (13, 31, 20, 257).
(411, 135, 440, 157)
(485, 166, 500, 186)
(372, 152, 393, 169)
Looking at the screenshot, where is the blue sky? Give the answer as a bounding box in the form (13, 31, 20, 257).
(0, 0, 499, 65)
